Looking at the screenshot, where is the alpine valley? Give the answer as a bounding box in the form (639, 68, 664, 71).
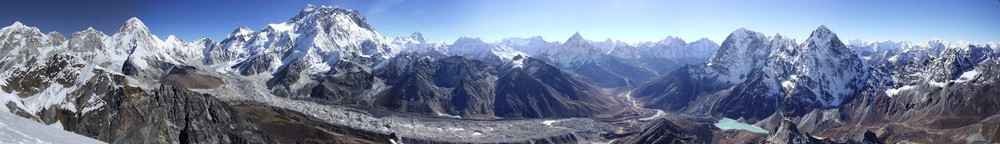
(1, 4, 998, 144)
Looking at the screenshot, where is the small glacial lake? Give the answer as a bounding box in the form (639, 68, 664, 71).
(713, 118, 768, 133)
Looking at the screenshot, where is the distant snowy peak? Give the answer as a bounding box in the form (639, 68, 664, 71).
(393, 32, 434, 45)
(116, 17, 153, 38)
(687, 38, 720, 55)
(802, 25, 843, 51)
(409, 32, 428, 43)
(565, 32, 587, 45)
(164, 35, 184, 47)
(1, 21, 42, 36)
(500, 36, 556, 56)
(0, 21, 56, 70)
(226, 26, 256, 41)
(446, 37, 525, 63)
(656, 36, 687, 47)
(449, 37, 491, 54)
(392, 32, 447, 56)
(288, 4, 374, 31)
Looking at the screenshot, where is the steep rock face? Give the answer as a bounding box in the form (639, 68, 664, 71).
(698, 28, 772, 85)
(0, 22, 60, 72)
(633, 65, 727, 111)
(492, 57, 616, 118)
(785, 26, 869, 107)
(372, 54, 619, 119)
(0, 22, 112, 123)
(756, 119, 884, 144)
(115, 18, 186, 78)
(832, 59, 1000, 143)
(632, 28, 772, 116)
(635, 26, 872, 122)
(760, 119, 834, 144)
(56, 83, 395, 143)
(64, 84, 276, 143)
(374, 55, 497, 119)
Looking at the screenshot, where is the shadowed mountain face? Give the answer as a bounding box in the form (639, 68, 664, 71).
(373, 54, 622, 119)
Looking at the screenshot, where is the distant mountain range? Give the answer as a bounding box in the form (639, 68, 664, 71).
(1, 4, 998, 143)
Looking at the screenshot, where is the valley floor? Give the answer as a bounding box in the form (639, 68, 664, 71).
(189, 72, 622, 143)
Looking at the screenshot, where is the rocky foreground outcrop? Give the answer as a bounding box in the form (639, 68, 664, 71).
(59, 83, 395, 143)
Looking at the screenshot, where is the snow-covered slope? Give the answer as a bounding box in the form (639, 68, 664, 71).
(782, 26, 870, 107)
(697, 28, 771, 85)
(0, 112, 105, 144)
(204, 26, 254, 65)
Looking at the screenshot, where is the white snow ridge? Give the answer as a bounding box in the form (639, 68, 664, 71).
(0, 112, 105, 144)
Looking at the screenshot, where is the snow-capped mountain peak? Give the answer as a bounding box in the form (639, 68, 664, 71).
(453, 37, 489, 47)
(789, 25, 868, 107)
(803, 25, 840, 50)
(118, 17, 151, 35)
(448, 37, 492, 55)
(565, 32, 587, 45)
(409, 32, 428, 43)
(164, 35, 183, 43)
(6, 21, 26, 29)
(701, 28, 770, 84)
(226, 26, 255, 40)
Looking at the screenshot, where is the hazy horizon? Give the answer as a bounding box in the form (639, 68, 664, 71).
(2, 0, 998, 44)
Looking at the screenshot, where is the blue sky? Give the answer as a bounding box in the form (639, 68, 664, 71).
(2, 0, 998, 43)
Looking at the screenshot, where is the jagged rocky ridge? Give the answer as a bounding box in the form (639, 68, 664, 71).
(632, 25, 1000, 143)
(634, 26, 872, 121)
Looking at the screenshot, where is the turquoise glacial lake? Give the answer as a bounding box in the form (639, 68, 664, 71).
(713, 118, 769, 133)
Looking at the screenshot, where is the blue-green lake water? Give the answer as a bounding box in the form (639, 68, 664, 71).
(713, 118, 768, 133)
